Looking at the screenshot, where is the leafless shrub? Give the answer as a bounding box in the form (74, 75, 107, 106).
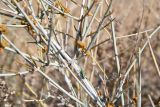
(0, 0, 160, 107)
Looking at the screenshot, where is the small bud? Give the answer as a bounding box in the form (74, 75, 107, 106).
(0, 24, 9, 35)
(85, 51, 90, 56)
(77, 40, 86, 49)
(42, 45, 48, 53)
(106, 102, 114, 107)
(87, 12, 92, 16)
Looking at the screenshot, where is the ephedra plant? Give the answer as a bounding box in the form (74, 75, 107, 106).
(0, 0, 160, 107)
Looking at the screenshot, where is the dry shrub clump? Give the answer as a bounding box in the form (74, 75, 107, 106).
(0, 0, 160, 107)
